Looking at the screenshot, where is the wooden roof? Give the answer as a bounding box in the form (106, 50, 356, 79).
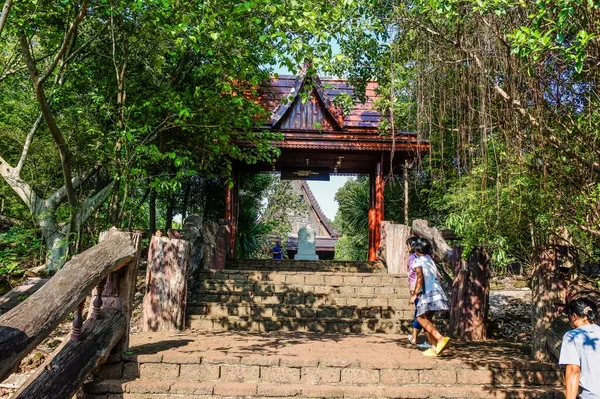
(237, 73, 430, 174)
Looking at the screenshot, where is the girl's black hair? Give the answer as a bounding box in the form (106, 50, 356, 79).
(566, 298, 597, 323)
(406, 237, 420, 253)
(412, 237, 432, 255)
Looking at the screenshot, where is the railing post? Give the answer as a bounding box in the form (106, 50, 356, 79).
(91, 277, 106, 320)
(71, 300, 86, 341)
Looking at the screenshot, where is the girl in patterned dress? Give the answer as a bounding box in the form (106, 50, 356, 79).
(409, 238, 451, 356)
(406, 237, 432, 348)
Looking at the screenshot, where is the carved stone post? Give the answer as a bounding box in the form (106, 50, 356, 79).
(142, 234, 191, 331)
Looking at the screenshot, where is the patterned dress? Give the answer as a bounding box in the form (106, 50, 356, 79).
(412, 255, 449, 317)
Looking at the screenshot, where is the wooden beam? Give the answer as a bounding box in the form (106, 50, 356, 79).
(12, 308, 126, 399)
(0, 233, 137, 381)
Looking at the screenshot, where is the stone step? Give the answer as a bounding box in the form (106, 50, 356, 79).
(225, 260, 387, 273)
(83, 332, 563, 399)
(83, 381, 562, 399)
(188, 303, 415, 318)
(188, 314, 414, 333)
(188, 290, 412, 306)
(197, 270, 409, 287)
(85, 348, 562, 398)
(191, 282, 410, 297)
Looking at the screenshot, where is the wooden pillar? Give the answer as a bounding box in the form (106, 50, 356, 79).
(225, 176, 234, 260)
(403, 159, 409, 225)
(375, 156, 384, 252)
(368, 167, 376, 261)
(232, 170, 240, 259)
(225, 166, 239, 260)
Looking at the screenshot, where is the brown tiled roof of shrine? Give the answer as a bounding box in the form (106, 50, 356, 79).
(255, 75, 383, 131)
(237, 72, 429, 174)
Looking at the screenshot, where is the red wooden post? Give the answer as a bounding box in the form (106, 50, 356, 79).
(375, 157, 384, 253)
(225, 180, 234, 260)
(231, 168, 240, 259)
(368, 167, 377, 261)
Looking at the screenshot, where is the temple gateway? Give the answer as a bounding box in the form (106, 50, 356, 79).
(227, 72, 430, 260)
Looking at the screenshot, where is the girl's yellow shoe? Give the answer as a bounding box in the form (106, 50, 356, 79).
(422, 348, 439, 357)
(436, 337, 451, 355)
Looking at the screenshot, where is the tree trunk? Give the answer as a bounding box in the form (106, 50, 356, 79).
(531, 245, 575, 361)
(109, 180, 121, 226)
(43, 230, 69, 272)
(546, 277, 600, 360)
(181, 214, 204, 277)
(149, 188, 156, 233)
(165, 193, 174, 231)
(449, 247, 490, 340)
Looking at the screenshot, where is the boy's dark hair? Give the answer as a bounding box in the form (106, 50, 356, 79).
(566, 298, 597, 323)
(406, 237, 419, 253)
(412, 237, 432, 255)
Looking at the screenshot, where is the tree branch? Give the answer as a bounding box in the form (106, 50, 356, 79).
(38, 0, 89, 84)
(579, 225, 600, 239)
(20, 33, 78, 214)
(73, 181, 116, 229)
(0, 155, 43, 215)
(0, 0, 12, 39)
(408, 18, 600, 175)
(45, 165, 103, 210)
(15, 112, 44, 175)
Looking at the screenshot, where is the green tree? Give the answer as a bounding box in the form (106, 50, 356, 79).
(0, 0, 387, 270)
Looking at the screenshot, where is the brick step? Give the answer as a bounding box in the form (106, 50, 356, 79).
(191, 282, 410, 297)
(83, 380, 562, 399)
(189, 290, 412, 305)
(187, 314, 446, 333)
(188, 303, 416, 318)
(197, 270, 409, 287)
(86, 353, 562, 397)
(225, 260, 387, 273)
(83, 333, 562, 399)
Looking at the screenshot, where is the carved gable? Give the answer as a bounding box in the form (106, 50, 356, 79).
(271, 76, 344, 131)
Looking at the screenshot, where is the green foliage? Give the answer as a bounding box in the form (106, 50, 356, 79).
(333, 177, 369, 260)
(0, 0, 389, 265)
(0, 227, 42, 280)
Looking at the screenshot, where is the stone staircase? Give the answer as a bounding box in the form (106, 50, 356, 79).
(82, 261, 564, 399)
(187, 261, 418, 334)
